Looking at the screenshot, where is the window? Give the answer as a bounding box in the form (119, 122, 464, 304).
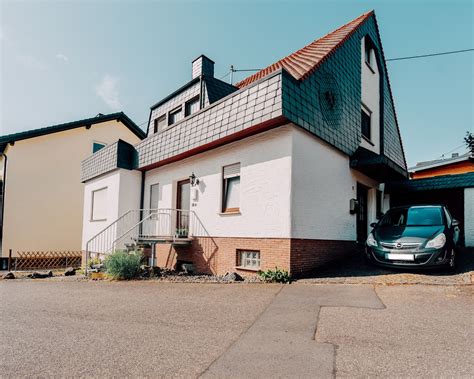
(149, 183, 159, 210)
(153, 115, 166, 134)
(91, 187, 107, 221)
(185, 96, 200, 117)
(364, 36, 374, 67)
(222, 163, 240, 213)
(92, 142, 106, 153)
(361, 107, 371, 140)
(168, 107, 183, 126)
(237, 250, 260, 270)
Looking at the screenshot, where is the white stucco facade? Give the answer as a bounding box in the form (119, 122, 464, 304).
(83, 124, 382, 246)
(464, 188, 474, 247)
(291, 127, 378, 241)
(81, 169, 141, 250)
(143, 125, 293, 238)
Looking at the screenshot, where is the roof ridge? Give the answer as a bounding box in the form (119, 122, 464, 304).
(235, 10, 374, 88)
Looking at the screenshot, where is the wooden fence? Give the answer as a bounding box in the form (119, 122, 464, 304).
(10, 251, 82, 270)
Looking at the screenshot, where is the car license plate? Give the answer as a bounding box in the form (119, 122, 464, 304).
(386, 253, 414, 261)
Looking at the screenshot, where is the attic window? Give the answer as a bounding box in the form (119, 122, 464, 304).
(185, 96, 200, 117)
(154, 115, 166, 134)
(93, 142, 106, 153)
(169, 106, 183, 126)
(364, 36, 375, 69)
(361, 107, 371, 140)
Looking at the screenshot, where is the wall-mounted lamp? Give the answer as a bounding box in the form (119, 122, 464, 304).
(189, 172, 200, 187)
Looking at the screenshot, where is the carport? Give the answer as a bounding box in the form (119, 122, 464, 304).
(386, 172, 474, 246)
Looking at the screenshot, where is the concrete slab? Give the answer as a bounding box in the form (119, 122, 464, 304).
(202, 284, 383, 378)
(315, 285, 474, 377)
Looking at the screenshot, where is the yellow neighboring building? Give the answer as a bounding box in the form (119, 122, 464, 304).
(0, 112, 145, 263)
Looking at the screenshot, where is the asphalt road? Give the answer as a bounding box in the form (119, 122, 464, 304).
(0, 281, 472, 378)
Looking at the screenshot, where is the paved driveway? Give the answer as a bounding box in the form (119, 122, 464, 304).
(299, 247, 474, 285)
(0, 281, 472, 378)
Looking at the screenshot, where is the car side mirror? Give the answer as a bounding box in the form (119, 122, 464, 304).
(370, 222, 378, 228)
(452, 219, 460, 227)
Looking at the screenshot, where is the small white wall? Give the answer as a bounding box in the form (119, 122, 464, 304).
(291, 127, 378, 240)
(464, 188, 474, 247)
(82, 169, 141, 250)
(360, 37, 380, 154)
(144, 126, 293, 238)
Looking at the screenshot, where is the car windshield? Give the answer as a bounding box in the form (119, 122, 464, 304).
(380, 207, 444, 227)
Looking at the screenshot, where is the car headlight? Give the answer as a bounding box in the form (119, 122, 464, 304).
(366, 233, 377, 247)
(426, 233, 446, 249)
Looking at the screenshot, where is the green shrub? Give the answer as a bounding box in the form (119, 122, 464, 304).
(105, 250, 143, 280)
(258, 267, 291, 283)
(88, 256, 101, 268)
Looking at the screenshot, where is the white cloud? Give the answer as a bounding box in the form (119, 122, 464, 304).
(55, 53, 69, 62)
(95, 74, 122, 110)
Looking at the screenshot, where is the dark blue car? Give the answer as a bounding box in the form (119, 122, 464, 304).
(365, 205, 460, 270)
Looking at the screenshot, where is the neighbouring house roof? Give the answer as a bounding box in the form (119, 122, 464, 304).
(386, 172, 474, 192)
(0, 112, 145, 153)
(409, 153, 472, 173)
(236, 11, 374, 88)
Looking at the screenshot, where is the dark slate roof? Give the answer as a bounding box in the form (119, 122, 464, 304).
(0, 112, 145, 153)
(386, 172, 474, 192)
(205, 77, 238, 104)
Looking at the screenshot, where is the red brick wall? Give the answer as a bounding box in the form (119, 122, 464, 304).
(290, 239, 357, 277)
(148, 236, 355, 278)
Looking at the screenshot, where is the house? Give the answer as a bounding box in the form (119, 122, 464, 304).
(0, 112, 145, 266)
(387, 153, 474, 247)
(81, 11, 407, 277)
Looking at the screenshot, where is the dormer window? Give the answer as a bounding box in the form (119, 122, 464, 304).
(168, 106, 183, 126)
(153, 115, 166, 134)
(185, 96, 200, 117)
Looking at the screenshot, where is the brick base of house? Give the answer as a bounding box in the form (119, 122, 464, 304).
(149, 236, 357, 278)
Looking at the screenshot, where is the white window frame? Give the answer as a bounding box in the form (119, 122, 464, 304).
(237, 250, 261, 270)
(222, 163, 241, 213)
(91, 187, 108, 222)
(361, 103, 372, 141)
(149, 183, 159, 210)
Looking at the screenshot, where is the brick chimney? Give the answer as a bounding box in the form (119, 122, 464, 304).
(192, 55, 214, 79)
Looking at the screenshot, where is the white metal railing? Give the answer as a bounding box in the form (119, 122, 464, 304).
(85, 209, 208, 268)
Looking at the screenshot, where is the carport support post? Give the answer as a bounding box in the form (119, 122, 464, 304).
(8, 249, 11, 271)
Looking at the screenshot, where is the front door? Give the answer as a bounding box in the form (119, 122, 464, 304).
(356, 183, 368, 244)
(176, 179, 190, 237)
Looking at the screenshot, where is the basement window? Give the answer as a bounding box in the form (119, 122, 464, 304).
(91, 187, 107, 221)
(222, 163, 240, 213)
(237, 250, 260, 270)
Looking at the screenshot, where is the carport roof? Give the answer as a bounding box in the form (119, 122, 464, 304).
(386, 172, 474, 192)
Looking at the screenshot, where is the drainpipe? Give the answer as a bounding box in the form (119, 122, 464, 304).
(0, 152, 7, 247)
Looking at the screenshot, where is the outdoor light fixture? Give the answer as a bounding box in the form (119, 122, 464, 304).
(189, 172, 200, 187)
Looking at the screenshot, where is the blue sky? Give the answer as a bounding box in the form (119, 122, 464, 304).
(1, 0, 472, 166)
